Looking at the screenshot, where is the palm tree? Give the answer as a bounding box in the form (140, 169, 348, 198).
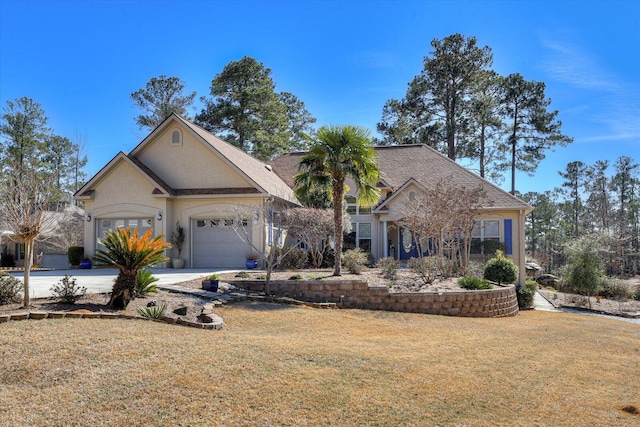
(294, 125, 380, 275)
(93, 227, 170, 309)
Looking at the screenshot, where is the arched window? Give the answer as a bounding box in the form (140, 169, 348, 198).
(171, 129, 182, 145)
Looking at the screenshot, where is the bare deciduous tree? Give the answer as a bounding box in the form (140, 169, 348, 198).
(280, 207, 334, 268)
(228, 198, 299, 293)
(0, 167, 57, 306)
(399, 178, 489, 281)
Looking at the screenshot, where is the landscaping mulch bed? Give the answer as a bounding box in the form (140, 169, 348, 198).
(0, 290, 212, 324)
(539, 288, 640, 318)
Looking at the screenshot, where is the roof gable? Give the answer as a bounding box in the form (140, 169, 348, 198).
(270, 144, 531, 211)
(76, 114, 297, 202)
(75, 152, 172, 199)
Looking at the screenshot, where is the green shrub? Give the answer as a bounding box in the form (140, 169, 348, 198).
(320, 249, 335, 268)
(597, 277, 631, 299)
(1, 254, 15, 268)
(50, 274, 86, 304)
(276, 246, 308, 270)
(517, 286, 534, 308)
(342, 248, 368, 274)
(235, 271, 250, 278)
(135, 269, 159, 298)
(514, 279, 538, 309)
(484, 250, 519, 284)
(632, 290, 640, 301)
(137, 303, 167, 319)
(564, 237, 604, 298)
(458, 276, 492, 290)
(377, 257, 400, 280)
(67, 246, 84, 266)
(0, 272, 22, 305)
(206, 273, 220, 281)
(289, 274, 303, 280)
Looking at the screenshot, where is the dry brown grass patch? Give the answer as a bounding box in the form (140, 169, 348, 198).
(0, 305, 638, 426)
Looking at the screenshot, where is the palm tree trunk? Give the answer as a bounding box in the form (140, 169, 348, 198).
(109, 269, 137, 309)
(333, 180, 345, 276)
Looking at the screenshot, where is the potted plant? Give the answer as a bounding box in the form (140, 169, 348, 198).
(171, 221, 185, 269)
(245, 252, 258, 270)
(68, 246, 84, 268)
(202, 273, 220, 292)
(79, 258, 92, 269)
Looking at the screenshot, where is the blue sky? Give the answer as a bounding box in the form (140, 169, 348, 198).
(1, 0, 639, 195)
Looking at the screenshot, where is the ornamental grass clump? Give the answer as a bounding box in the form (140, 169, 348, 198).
(135, 269, 159, 298)
(483, 250, 518, 285)
(136, 303, 167, 319)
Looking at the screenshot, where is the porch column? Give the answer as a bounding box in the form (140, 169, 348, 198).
(383, 221, 388, 258)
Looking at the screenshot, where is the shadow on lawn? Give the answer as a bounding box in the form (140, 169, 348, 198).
(233, 300, 300, 312)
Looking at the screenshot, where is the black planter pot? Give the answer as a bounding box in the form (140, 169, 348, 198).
(202, 280, 219, 292)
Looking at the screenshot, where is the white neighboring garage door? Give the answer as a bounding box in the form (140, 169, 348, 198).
(192, 219, 250, 268)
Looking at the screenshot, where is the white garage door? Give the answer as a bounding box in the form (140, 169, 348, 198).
(192, 219, 250, 268)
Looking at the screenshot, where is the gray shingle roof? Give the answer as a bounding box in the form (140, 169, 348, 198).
(270, 144, 531, 211)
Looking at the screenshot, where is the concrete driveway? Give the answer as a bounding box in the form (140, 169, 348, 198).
(9, 268, 238, 299)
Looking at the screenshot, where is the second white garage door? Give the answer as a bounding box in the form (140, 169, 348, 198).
(192, 219, 250, 268)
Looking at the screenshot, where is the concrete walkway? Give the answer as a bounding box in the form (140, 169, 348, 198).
(533, 290, 560, 312)
(8, 268, 239, 299)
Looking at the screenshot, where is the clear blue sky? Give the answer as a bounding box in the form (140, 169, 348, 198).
(1, 0, 638, 195)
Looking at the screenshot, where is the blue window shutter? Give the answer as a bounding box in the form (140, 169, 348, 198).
(504, 219, 513, 255)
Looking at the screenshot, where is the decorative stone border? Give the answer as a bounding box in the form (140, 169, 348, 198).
(0, 311, 224, 330)
(229, 279, 519, 318)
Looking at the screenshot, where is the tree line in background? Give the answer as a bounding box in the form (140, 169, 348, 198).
(522, 156, 640, 276)
(0, 97, 88, 305)
(130, 33, 572, 193)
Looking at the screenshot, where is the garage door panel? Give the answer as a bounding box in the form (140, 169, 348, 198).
(192, 219, 250, 268)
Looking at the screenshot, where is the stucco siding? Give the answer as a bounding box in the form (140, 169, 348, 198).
(135, 126, 250, 189)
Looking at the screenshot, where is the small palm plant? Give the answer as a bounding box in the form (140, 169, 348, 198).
(93, 227, 170, 309)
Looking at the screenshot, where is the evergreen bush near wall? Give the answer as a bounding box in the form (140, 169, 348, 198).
(484, 250, 519, 284)
(67, 246, 84, 266)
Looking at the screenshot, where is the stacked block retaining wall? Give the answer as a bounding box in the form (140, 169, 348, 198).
(231, 279, 519, 318)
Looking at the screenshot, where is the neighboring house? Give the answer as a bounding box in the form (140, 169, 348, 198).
(270, 144, 533, 286)
(74, 114, 296, 268)
(1, 205, 84, 269)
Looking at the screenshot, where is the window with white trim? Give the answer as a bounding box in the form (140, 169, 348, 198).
(471, 219, 501, 254)
(344, 221, 372, 253)
(346, 194, 371, 215)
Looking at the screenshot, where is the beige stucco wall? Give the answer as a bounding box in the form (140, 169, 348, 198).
(82, 159, 167, 257)
(135, 126, 250, 189)
(167, 197, 266, 267)
(82, 155, 269, 267)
